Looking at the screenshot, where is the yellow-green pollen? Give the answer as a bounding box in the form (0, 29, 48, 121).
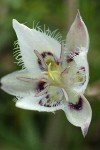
(75, 73, 84, 83)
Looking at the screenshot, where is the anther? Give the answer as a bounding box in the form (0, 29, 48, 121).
(34, 50, 47, 70)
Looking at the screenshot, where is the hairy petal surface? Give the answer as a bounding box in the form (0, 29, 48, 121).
(0, 70, 37, 96)
(66, 11, 89, 52)
(63, 94, 92, 137)
(13, 19, 61, 76)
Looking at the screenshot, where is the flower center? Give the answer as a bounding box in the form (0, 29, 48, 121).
(43, 63, 63, 86)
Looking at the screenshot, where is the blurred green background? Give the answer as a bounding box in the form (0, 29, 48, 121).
(0, 0, 100, 150)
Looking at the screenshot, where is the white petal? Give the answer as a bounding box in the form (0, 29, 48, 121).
(66, 11, 89, 52)
(0, 70, 37, 96)
(13, 19, 61, 75)
(63, 95, 92, 137)
(73, 52, 89, 93)
(66, 51, 89, 93)
(16, 92, 64, 112)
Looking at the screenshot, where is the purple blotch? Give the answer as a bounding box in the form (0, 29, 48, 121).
(41, 52, 53, 58)
(46, 95, 50, 99)
(69, 96, 83, 111)
(77, 66, 85, 74)
(37, 59, 45, 70)
(80, 66, 85, 72)
(66, 51, 79, 63)
(39, 99, 42, 105)
(39, 99, 51, 107)
(67, 56, 73, 63)
(36, 81, 46, 93)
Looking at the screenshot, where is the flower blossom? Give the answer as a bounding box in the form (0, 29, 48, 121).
(0, 11, 92, 137)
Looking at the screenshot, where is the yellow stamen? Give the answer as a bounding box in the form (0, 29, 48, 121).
(42, 63, 61, 85)
(48, 63, 54, 80)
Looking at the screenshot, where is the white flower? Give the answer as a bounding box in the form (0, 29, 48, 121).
(0, 11, 92, 137)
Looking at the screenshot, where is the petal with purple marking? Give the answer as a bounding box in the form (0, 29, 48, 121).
(16, 86, 64, 111)
(63, 94, 92, 137)
(13, 19, 61, 76)
(66, 51, 89, 93)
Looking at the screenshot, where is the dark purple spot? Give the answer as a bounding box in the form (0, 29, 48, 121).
(53, 104, 56, 107)
(69, 96, 83, 111)
(41, 52, 53, 58)
(46, 105, 51, 107)
(37, 59, 45, 70)
(44, 104, 51, 107)
(36, 81, 46, 93)
(67, 55, 74, 63)
(38, 59, 41, 65)
(52, 101, 61, 107)
(46, 95, 50, 99)
(41, 52, 46, 58)
(56, 61, 60, 65)
(80, 66, 85, 72)
(39, 99, 51, 107)
(47, 52, 53, 56)
(77, 66, 85, 74)
(39, 99, 42, 105)
(75, 51, 79, 55)
(66, 51, 79, 63)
